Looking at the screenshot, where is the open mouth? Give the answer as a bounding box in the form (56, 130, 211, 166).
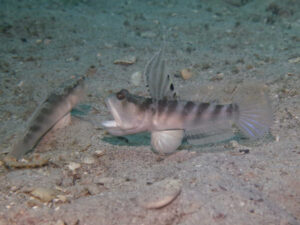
(101, 97, 121, 129)
(101, 120, 117, 128)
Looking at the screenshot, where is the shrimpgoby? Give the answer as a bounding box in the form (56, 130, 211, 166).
(102, 49, 273, 154)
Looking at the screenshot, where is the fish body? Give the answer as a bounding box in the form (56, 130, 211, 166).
(10, 76, 85, 159)
(104, 90, 238, 133)
(102, 49, 273, 154)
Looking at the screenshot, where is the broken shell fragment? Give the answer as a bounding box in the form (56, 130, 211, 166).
(288, 57, 300, 64)
(210, 73, 224, 81)
(138, 178, 182, 209)
(56, 194, 68, 203)
(131, 71, 142, 86)
(67, 162, 81, 171)
(94, 150, 105, 157)
(114, 56, 137, 65)
(30, 187, 57, 202)
(82, 156, 96, 164)
(140, 31, 157, 38)
(2, 155, 49, 169)
(180, 68, 193, 80)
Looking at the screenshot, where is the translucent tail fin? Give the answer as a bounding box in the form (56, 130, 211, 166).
(234, 83, 273, 139)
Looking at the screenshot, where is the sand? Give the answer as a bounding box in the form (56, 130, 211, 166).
(0, 0, 299, 224)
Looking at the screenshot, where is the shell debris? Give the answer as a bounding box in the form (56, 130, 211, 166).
(210, 73, 224, 81)
(288, 57, 300, 64)
(114, 56, 137, 65)
(140, 31, 157, 38)
(180, 68, 193, 80)
(137, 178, 182, 209)
(94, 149, 105, 157)
(67, 162, 81, 171)
(55, 194, 68, 203)
(30, 187, 58, 202)
(2, 155, 49, 169)
(131, 71, 142, 86)
(82, 156, 96, 164)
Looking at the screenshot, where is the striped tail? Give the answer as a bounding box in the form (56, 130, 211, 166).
(234, 83, 273, 139)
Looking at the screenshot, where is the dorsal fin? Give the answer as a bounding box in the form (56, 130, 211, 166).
(144, 48, 177, 101)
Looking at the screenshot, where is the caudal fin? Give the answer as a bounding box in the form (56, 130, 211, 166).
(234, 83, 273, 139)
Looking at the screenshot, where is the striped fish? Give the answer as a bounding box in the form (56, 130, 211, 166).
(10, 76, 85, 159)
(102, 49, 273, 154)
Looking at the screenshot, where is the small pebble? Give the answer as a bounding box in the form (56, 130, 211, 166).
(286, 73, 295, 77)
(94, 150, 105, 157)
(30, 187, 57, 202)
(131, 71, 142, 86)
(56, 195, 68, 203)
(82, 156, 96, 164)
(44, 39, 51, 45)
(225, 140, 239, 149)
(67, 162, 81, 171)
(140, 31, 156, 38)
(288, 57, 300, 64)
(226, 141, 251, 155)
(17, 81, 24, 87)
(138, 178, 182, 209)
(104, 43, 113, 48)
(153, 20, 159, 24)
(87, 184, 100, 195)
(180, 68, 193, 80)
(114, 56, 137, 65)
(93, 177, 114, 185)
(2, 155, 49, 169)
(210, 73, 224, 81)
(239, 149, 250, 154)
(36, 39, 42, 44)
(55, 220, 66, 225)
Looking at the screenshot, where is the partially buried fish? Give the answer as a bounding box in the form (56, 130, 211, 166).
(102, 49, 273, 154)
(10, 76, 85, 159)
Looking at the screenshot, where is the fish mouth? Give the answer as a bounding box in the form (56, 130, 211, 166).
(101, 120, 118, 128)
(101, 97, 121, 129)
(101, 99, 131, 136)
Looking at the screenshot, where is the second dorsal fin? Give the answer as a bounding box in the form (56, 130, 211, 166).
(144, 48, 177, 101)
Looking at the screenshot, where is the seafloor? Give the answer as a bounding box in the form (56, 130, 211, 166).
(0, 0, 299, 224)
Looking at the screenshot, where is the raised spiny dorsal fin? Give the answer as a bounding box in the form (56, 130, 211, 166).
(144, 48, 177, 101)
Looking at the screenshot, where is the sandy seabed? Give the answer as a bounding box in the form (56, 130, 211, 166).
(0, 0, 299, 224)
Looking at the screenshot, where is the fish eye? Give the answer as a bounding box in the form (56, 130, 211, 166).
(116, 91, 125, 100)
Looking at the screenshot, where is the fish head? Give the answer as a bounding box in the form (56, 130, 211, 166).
(102, 89, 148, 135)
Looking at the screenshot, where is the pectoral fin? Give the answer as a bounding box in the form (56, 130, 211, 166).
(151, 130, 184, 155)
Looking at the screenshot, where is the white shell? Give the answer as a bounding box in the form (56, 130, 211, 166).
(151, 130, 184, 154)
(138, 178, 182, 209)
(131, 71, 142, 86)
